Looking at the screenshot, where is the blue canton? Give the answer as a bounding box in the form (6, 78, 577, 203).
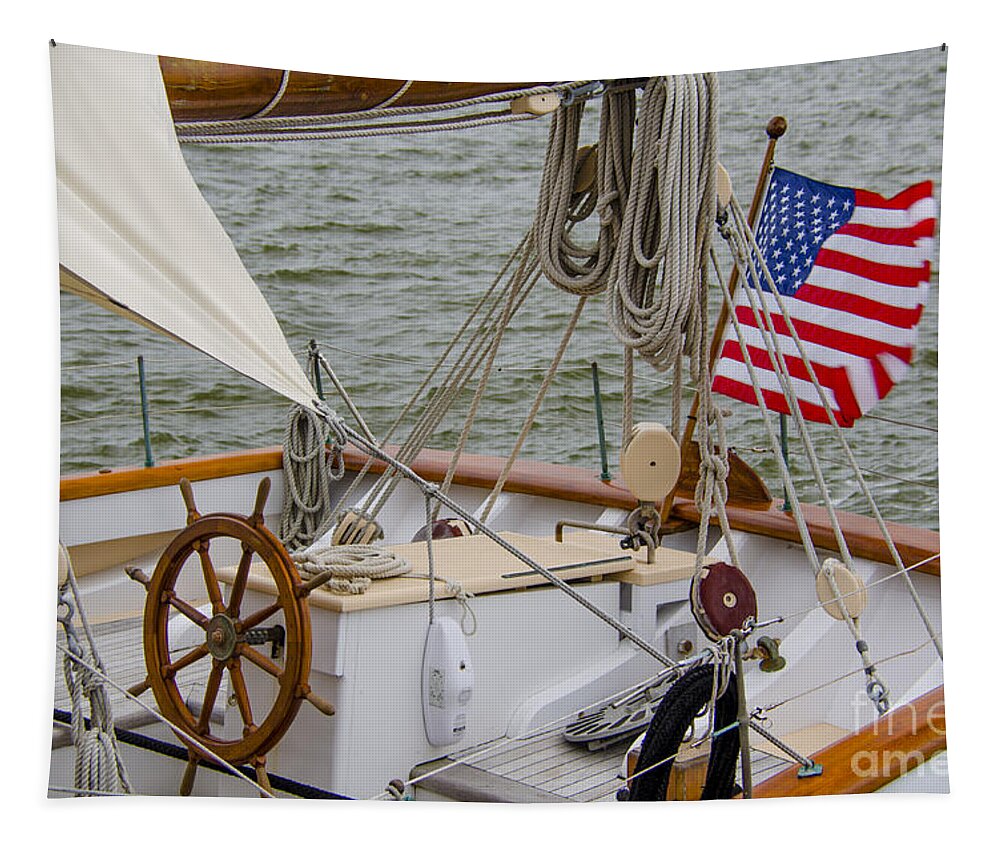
(752, 168, 856, 296)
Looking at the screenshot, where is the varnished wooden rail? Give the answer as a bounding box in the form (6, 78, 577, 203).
(59, 445, 939, 575)
(753, 684, 946, 797)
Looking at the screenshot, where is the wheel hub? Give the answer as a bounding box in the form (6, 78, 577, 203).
(206, 613, 238, 660)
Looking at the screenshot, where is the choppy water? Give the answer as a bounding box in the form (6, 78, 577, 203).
(58, 47, 945, 529)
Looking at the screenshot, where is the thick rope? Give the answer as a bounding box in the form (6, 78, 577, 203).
(534, 88, 635, 295)
(176, 82, 601, 138)
(56, 545, 132, 795)
(606, 74, 718, 372)
(279, 403, 344, 551)
(293, 544, 411, 594)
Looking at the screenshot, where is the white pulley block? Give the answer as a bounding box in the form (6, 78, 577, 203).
(620, 422, 682, 503)
(816, 557, 868, 620)
(421, 617, 474, 746)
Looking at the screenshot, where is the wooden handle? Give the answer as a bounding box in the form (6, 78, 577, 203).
(303, 687, 336, 716)
(179, 477, 200, 524)
(251, 477, 271, 526)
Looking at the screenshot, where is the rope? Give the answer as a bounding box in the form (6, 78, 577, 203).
(711, 227, 891, 713)
(53, 645, 274, 797)
(729, 196, 942, 659)
(175, 81, 600, 138)
(279, 403, 344, 551)
(178, 110, 537, 145)
(476, 295, 588, 525)
(606, 74, 718, 372)
(56, 545, 132, 796)
(293, 544, 411, 594)
(534, 88, 635, 295)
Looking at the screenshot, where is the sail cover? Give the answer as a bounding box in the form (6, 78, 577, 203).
(52, 43, 320, 410)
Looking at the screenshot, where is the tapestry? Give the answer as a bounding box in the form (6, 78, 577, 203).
(50, 42, 946, 804)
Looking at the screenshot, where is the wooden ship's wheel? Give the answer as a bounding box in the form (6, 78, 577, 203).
(127, 477, 334, 796)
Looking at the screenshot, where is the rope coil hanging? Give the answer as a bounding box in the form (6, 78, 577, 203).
(606, 74, 719, 371)
(279, 403, 344, 551)
(534, 87, 635, 295)
(56, 544, 132, 795)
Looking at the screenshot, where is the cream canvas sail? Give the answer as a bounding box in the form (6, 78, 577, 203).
(52, 43, 319, 410)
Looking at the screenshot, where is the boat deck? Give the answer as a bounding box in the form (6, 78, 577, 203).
(53, 611, 208, 743)
(413, 727, 807, 802)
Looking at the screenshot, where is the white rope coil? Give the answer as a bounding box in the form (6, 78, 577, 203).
(56, 544, 132, 795)
(280, 403, 344, 551)
(534, 88, 635, 295)
(606, 74, 718, 371)
(294, 544, 411, 594)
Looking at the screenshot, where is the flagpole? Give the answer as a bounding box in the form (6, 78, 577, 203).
(659, 116, 787, 527)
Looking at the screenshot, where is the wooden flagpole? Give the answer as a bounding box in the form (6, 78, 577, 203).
(659, 116, 787, 526)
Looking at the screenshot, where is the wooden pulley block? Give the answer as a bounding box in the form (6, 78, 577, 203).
(716, 163, 733, 210)
(621, 422, 682, 504)
(573, 145, 598, 194)
(331, 509, 383, 545)
(690, 561, 758, 641)
(816, 557, 868, 620)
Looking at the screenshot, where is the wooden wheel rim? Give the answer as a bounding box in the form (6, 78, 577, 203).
(142, 512, 312, 766)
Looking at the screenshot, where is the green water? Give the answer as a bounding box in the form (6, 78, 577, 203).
(58, 47, 945, 530)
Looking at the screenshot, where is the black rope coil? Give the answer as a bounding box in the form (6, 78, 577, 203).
(628, 663, 740, 801)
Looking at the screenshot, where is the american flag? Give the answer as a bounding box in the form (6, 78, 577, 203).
(712, 167, 937, 427)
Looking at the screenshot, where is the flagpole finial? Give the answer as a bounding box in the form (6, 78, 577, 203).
(767, 116, 787, 140)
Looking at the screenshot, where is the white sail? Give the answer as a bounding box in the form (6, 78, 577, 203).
(52, 43, 319, 410)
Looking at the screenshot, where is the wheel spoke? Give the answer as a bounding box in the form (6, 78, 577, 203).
(236, 600, 282, 633)
(164, 643, 210, 677)
(195, 540, 225, 614)
(226, 544, 255, 619)
(165, 591, 210, 628)
(227, 659, 255, 731)
(196, 660, 225, 734)
(238, 643, 284, 680)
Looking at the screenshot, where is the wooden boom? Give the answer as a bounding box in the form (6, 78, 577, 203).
(159, 56, 549, 123)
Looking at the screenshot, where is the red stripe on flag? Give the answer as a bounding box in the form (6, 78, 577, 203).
(733, 305, 914, 364)
(814, 249, 931, 287)
(835, 217, 937, 246)
(854, 181, 934, 210)
(795, 284, 925, 328)
(718, 340, 863, 424)
(712, 374, 856, 427)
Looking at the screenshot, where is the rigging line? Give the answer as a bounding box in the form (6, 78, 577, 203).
(711, 247, 890, 710)
(757, 551, 941, 627)
(175, 81, 600, 136)
(53, 643, 274, 798)
(48, 785, 126, 797)
(178, 110, 537, 145)
(865, 413, 938, 434)
(326, 415, 680, 672)
(60, 359, 137, 372)
(369, 658, 704, 799)
(731, 196, 942, 659)
(328, 240, 533, 522)
(756, 636, 939, 716)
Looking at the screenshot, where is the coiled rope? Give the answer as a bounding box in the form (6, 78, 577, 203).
(279, 403, 344, 551)
(606, 74, 718, 372)
(534, 87, 635, 295)
(56, 544, 132, 795)
(293, 544, 411, 594)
